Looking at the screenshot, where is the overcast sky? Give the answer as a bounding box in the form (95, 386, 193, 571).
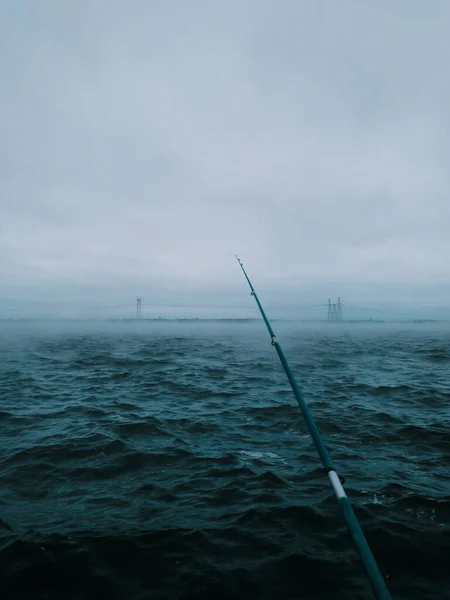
(1, 1, 450, 317)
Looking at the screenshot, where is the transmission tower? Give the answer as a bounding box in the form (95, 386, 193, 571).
(326, 298, 343, 321)
(136, 296, 142, 319)
(327, 298, 333, 321)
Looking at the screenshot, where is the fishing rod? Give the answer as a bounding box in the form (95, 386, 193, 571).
(235, 256, 392, 600)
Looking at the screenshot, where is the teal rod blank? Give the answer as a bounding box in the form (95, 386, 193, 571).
(236, 256, 392, 600)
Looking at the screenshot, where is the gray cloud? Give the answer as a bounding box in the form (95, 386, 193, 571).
(1, 1, 450, 317)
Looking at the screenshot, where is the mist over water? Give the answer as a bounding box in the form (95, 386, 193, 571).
(1, 320, 449, 599)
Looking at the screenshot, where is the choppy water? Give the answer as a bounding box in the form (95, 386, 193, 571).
(1, 320, 449, 600)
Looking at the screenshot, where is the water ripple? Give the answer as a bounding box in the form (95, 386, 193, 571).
(1, 320, 449, 599)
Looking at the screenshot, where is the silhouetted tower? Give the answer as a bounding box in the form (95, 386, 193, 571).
(136, 296, 142, 319)
(327, 298, 343, 321)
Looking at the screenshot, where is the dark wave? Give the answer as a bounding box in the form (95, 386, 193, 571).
(1, 322, 449, 599)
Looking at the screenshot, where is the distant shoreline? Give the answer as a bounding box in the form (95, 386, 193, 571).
(0, 317, 445, 324)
